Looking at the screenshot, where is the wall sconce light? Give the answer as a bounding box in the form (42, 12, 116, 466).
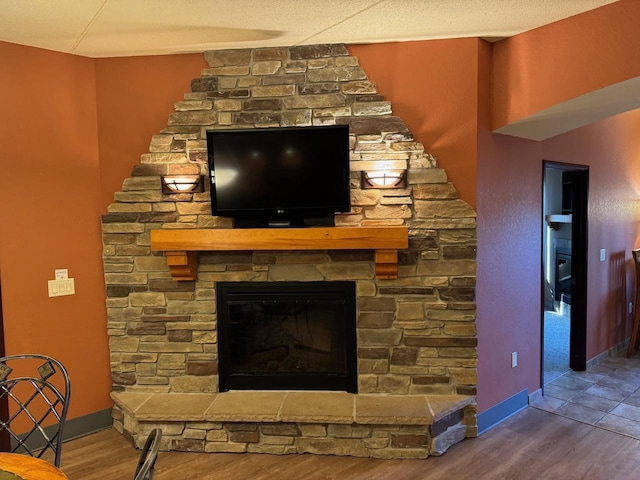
(161, 175, 205, 194)
(361, 170, 407, 189)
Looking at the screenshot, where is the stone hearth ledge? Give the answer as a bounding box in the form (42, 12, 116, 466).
(112, 391, 472, 424)
(111, 391, 474, 458)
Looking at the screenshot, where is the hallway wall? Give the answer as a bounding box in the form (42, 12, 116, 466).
(477, 108, 640, 411)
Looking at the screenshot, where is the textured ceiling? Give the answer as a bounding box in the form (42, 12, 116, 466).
(0, 0, 619, 58)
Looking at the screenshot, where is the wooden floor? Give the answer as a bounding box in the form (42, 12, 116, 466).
(58, 407, 640, 480)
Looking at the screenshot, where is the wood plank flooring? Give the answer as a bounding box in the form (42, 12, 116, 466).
(56, 407, 640, 480)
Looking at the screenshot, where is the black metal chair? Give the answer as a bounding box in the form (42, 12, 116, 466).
(134, 428, 162, 480)
(0, 354, 71, 467)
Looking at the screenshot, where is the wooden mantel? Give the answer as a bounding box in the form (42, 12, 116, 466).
(150, 226, 409, 281)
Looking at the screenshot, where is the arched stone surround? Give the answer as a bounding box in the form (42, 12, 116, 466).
(104, 44, 477, 458)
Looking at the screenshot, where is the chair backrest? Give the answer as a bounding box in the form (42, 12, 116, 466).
(134, 428, 162, 480)
(633, 249, 640, 302)
(0, 354, 71, 467)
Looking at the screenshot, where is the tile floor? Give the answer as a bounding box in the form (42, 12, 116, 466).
(531, 351, 640, 438)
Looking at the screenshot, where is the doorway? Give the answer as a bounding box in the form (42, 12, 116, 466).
(541, 162, 589, 387)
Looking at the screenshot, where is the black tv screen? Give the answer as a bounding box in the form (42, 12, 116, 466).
(207, 125, 351, 227)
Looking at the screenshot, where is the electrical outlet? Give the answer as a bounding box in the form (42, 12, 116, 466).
(600, 249, 606, 262)
(511, 352, 518, 368)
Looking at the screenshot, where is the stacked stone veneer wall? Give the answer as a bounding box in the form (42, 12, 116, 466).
(103, 44, 478, 446)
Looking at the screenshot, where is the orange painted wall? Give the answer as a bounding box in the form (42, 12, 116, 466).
(493, 0, 640, 129)
(95, 54, 207, 211)
(0, 42, 111, 418)
(349, 40, 479, 208)
(477, 107, 640, 412)
(479, 0, 640, 412)
(3, 1, 640, 424)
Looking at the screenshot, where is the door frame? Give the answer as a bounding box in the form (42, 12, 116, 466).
(541, 161, 589, 388)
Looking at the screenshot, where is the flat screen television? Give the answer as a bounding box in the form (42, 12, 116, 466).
(207, 125, 351, 227)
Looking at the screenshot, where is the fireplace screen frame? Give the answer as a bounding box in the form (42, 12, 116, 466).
(216, 281, 358, 393)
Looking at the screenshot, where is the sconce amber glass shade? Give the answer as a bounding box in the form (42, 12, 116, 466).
(361, 170, 407, 189)
(161, 175, 205, 194)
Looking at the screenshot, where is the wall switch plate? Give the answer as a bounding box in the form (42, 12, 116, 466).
(630, 302, 634, 315)
(511, 352, 518, 368)
(600, 249, 606, 262)
(48, 278, 75, 297)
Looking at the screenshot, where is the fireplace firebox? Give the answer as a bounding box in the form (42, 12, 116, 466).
(216, 281, 358, 393)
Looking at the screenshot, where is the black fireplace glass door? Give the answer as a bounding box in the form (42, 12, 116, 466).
(217, 281, 357, 393)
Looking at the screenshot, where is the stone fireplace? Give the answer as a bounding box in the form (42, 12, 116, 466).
(104, 44, 478, 458)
